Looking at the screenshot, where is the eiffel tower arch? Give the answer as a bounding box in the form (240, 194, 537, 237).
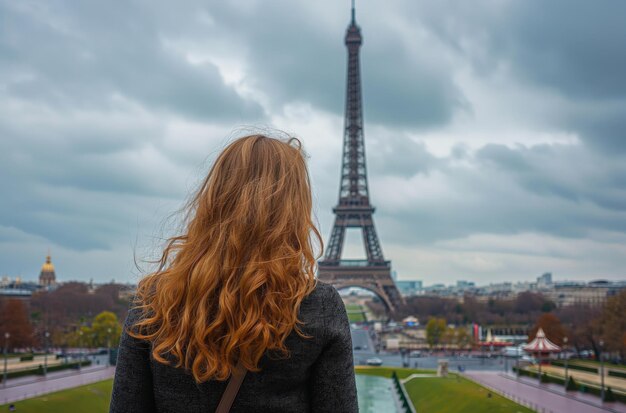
(317, 3, 404, 315)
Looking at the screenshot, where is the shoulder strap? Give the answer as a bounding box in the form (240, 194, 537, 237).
(215, 359, 247, 413)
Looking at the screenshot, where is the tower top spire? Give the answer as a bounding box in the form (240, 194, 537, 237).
(351, 0, 356, 25)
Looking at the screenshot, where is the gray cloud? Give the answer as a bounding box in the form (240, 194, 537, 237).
(0, 1, 263, 122)
(502, 1, 626, 101)
(197, 1, 465, 128)
(409, 0, 626, 153)
(370, 141, 626, 248)
(0, 0, 625, 284)
(368, 131, 441, 178)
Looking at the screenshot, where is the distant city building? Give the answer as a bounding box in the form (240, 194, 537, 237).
(0, 276, 38, 300)
(39, 254, 57, 288)
(416, 274, 625, 306)
(537, 272, 553, 288)
(396, 280, 423, 296)
(547, 279, 626, 307)
(456, 280, 476, 289)
(0, 287, 32, 300)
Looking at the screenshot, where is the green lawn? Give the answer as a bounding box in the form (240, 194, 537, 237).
(345, 303, 366, 323)
(0, 380, 113, 413)
(404, 375, 534, 413)
(357, 367, 533, 413)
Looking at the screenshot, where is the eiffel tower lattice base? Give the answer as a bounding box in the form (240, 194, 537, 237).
(318, 261, 404, 314)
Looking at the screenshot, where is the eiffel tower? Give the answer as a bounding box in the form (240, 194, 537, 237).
(317, 2, 404, 314)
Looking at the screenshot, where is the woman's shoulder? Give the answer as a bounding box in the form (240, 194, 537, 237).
(304, 280, 341, 305)
(300, 280, 346, 322)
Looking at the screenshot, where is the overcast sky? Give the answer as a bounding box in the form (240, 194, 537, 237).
(1, 0, 625, 286)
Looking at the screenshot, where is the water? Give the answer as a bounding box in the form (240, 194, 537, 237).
(356, 374, 400, 413)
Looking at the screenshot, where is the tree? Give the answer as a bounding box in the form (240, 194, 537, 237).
(65, 325, 94, 348)
(442, 327, 456, 348)
(566, 376, 577, 391)
(600, 290, 626, 358)
(0, 299, 35, 350)
(529, 313, 566, 346)
(91, 311, 122, 348)
(29, 281, 130, 335)
(556, 303, 602, 356)
(455, 327, 474, 350)
(64, 311, 122, 349)
(426, 318, 447, 348)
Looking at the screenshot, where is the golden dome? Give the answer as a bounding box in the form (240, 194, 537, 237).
(41, 255, 55, 273)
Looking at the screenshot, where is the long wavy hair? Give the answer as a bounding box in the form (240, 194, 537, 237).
(128, 134, 322, 382)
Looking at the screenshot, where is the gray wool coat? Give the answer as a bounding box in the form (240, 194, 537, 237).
(109, 281, 359, 412)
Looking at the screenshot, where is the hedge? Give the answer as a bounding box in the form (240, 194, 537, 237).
(552, 360, 626, 379)
(19, 354, 34, 362)
(0, 360, 91, 382)
(609, 370, 626, 379)
(513, 367, 626, 404)
(551, 360, 598, 374)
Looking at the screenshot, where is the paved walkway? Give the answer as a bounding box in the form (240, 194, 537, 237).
(465, 371, 626, 413)
(400, 373, 438, 383)
(0, 366, 115, 405)
(2, 364, 108, 388)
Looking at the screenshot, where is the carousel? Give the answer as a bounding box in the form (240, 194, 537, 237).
(478, 329, 511, 350)
(523, 328, 561, 379)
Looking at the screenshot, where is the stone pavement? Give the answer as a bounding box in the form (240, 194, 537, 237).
(466, 371, 626, 413)
(0, 366, 115, 405)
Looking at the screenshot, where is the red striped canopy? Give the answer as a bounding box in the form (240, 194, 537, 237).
(523, 328, 561, 353)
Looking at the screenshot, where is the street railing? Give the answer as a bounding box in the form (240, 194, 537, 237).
(464, 374, 554, 413)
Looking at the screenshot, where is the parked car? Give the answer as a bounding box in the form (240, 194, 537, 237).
(366, 357, 383, 366)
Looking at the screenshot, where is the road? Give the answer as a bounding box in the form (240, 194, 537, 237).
(350, 326, 507, 371)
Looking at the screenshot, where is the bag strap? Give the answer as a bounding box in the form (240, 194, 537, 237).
(215, 359, 247, 413)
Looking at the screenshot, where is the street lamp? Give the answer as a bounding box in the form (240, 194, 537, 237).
(504, 353, 508, 374)
(43, 331, 50, 377)
(3, 332, 9, 388)
(563, 337, 569, 387)
(78, 330, 83, 372)
(107, 328, 112, 368)
(599, 339, 605, 402)
(92, 334, 97, 363)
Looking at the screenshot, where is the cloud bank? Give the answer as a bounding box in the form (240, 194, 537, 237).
(1, 0, 624, 285)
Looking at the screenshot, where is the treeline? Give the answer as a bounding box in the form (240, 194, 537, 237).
(0, 282, 132, 350)
(29, 282, 131, 329)
(390, 291, 557, 326)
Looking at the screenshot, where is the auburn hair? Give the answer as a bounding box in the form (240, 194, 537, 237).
(128, 134, 322, 382)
